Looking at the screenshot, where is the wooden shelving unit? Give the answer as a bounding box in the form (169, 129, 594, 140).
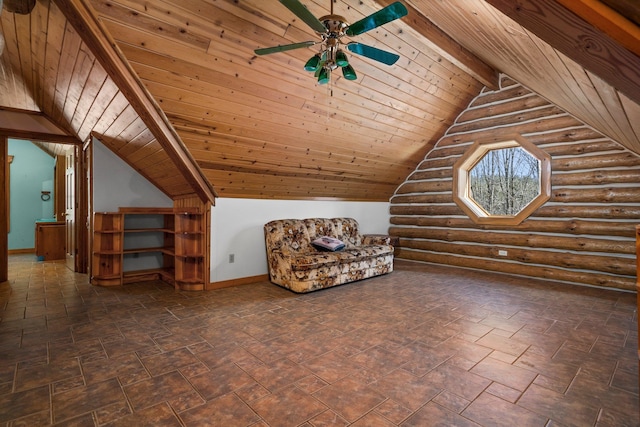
(91, 207, 208, 290)
(174, 210, 206, 291)
(92, 213, 124, 286)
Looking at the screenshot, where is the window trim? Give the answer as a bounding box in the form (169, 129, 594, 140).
(452, 134, 551, 226)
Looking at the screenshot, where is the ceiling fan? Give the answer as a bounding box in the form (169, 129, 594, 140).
(254, 0, 408, 84)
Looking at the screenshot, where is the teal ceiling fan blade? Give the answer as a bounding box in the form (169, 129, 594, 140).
(279, 0, 327, 33)
(345, 1, 408, 36)
(254, 41, 318, 55)
(346, 42, 400, 65)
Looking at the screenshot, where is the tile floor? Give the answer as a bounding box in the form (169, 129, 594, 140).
(0, 255, 638, 426)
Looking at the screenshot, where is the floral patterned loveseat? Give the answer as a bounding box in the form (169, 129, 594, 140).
(264, 218, 394, 293)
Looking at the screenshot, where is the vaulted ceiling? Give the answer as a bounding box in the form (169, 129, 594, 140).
(1, 0, 638, 202)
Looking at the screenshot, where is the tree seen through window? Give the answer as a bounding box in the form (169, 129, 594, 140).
(468, 147, 540, 216)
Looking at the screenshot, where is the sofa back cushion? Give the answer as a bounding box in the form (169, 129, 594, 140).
(331, 218, 362, 247)
(304, 218, 363, 248)
(265, 217, 363, 255)
(303, 218, 337, 241)
(264, 219, 312, 255)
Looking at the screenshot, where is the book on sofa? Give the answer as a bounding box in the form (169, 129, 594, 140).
(312, 236, 345, 251)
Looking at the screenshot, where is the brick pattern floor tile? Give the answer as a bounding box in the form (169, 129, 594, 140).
(0, 256, 637, 426)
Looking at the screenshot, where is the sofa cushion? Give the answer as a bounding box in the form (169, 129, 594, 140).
(342, 245, 393, 261)
(290, 252, 343, 271)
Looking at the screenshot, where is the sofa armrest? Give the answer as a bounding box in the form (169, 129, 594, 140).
(363, 234, 392, 246)
(268, 248, 298, 261)
(265, 249, 292, 285)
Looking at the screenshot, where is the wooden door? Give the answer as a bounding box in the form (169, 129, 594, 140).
(65, 150, 75, 271)
(54, 156, 66, 221)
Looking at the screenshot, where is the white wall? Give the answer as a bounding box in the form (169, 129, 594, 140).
(93, 139, 172, 212)
(92, 139, 391, 283)
(210, 198, 391, 282)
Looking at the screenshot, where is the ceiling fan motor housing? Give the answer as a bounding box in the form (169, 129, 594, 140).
(319, 15, 349, 36)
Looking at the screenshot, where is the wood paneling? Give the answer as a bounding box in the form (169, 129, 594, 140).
(411, 0, 640, 157)
(88, 0, 485, 200)
(391, 75, 640, 291)
(0, 0, 210, 200)
(0, 0, 638, 204)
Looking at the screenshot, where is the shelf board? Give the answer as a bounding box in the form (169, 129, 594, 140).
(125, 228, 175, 233)
(123, 268, 166, 284)
(175, 253, 204, 259)
(123, 267, 171, 276)
(123, 246, 175, 255)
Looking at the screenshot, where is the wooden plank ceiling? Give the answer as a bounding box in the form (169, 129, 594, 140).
(0, 0, 638, 201)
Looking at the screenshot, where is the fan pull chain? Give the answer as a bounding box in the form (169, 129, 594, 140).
(327, 84, 331, 121)
(329, 74, 334, 98)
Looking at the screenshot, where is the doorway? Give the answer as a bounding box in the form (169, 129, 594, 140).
(1, 136, 87, 282)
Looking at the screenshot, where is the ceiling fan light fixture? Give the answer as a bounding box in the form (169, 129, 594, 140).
(317, 67, 330, 85)
(304, 54, 321, 71)
(336, 49, 349, 67)
(342, 64, 357, 80)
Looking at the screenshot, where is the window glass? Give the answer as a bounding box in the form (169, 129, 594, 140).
(469, 147, 540, 216)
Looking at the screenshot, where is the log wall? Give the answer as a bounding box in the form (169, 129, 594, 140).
(390, 75, 640, 291)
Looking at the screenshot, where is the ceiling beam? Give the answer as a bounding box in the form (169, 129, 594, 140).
(0, 129, 80, 144)
(555, 0, 640, 57)
(378, 0, 499, 90)
(0, 108, 80, 143)
(485, 0, 640, 106)
(601, 0, 640, 26)
(52, 0, 217, 203)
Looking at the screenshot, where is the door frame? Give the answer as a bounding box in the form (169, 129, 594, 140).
(80, 136, 92, 275)
(1, 136, 8, 282)
(0, 134, 87, 280)
(65, 142, 89, 273)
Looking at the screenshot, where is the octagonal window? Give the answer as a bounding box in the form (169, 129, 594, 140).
(453, 134, 551, 226)
(469, 146, 540, 216)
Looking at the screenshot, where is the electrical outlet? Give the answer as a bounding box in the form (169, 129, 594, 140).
(229, 254, 235, 263)
(498, 250, 508, 256)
